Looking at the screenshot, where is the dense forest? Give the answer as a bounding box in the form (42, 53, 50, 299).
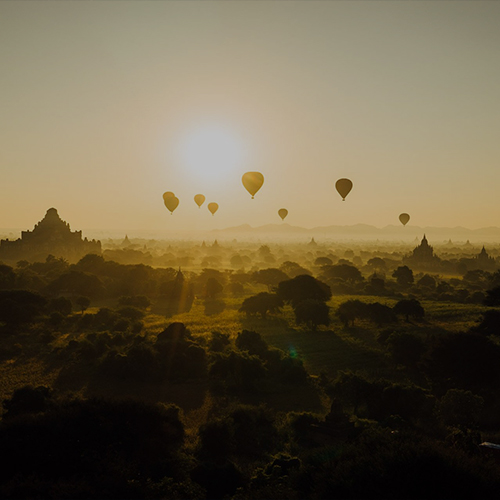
(2, 239, 500, 499)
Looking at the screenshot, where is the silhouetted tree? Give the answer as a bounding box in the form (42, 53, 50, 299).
(279, 261, 312, 278)
(75, 296, 90, 314)
(277, 275, 331, 308)
(0, 264, 16, 289)
(474, 309, 500, 336)
(47, 270, 104, 298)
(48, 296, 72, 316)
(329, 371, 374, 414)
(208, 331, 230, 352)
(239, 292, 283, 319)
(314, 256, 333, 267)
(335, 300, 368, 327)
(252, 268, 289, 290)
(235, 330, 268, 357)
(484, 285, 500, 306)
(392, 265, 414, 287)
(294, 299, 330, 331)
(2, 385, 52, 419)
(205, 277, 223, 298)
(367, 257, 387, 272)
(393, 298, 425, 322)
(366, 302, 396, 326)
(320, 264, 363, 284)
(0, 290, 47, 327)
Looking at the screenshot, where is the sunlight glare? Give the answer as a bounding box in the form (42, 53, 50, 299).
(178, 124, 247, 184)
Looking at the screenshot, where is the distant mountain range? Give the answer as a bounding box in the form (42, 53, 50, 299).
(4, 223, 500, 243)
(211, 223, 500, 243)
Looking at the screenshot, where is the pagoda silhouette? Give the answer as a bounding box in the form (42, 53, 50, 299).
(403, 234, 441, 270)
(0, 208, 101, 263)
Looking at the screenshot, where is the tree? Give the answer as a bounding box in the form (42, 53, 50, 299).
(314, 256, 333, 267)
(48, 297, 72, 316)
(117, 306, 145, 322)
(320, 264, 363, 284)
(235, 330, 269, 357)
(392, 266, 414, 288)
(0, 290, 47, 327)
(75, 253, 106, 274)
(473, 309, 500, 336)
(294, 299, 330, 331)
(47, 271, 104, 298)
(277, 275, 331, 308)
(75, 296, 91, 314)
(484, 286, 500, 306)
(393, 299, 425, 322)
(239, 292, 283, 319)
(279, 261, 312, 278)
(0, 264, 16, 289)
(329, 371, 375, 414)
(252, 268, 289, 290)
(335, 300, 368, 327)
(205, 277, 223, 298)
(367, 257, 387, 272)
(366, 302, 396, 326)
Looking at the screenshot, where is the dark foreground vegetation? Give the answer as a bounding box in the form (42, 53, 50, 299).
(3, 241, 500, 499)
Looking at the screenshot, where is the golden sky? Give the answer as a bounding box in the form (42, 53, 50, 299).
(1, 1, 499, 233)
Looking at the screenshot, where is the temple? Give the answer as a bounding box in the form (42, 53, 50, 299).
(403, 234, 441, 270)
(461, 246, 498, 272)
(0, 208, 101, 263)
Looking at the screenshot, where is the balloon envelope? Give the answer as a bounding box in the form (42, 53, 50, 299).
(335, 178, 353, 201)
(194, 194, 205, 208)
(163, 191, 175, 202)
(399, 213, 410, 226)
(207, 202, 219, 215)
(242, 172, 264, 199)
(278, 208, 288, 221)
(164, 196, 179, 214)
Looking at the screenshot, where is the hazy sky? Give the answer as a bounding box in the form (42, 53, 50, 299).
(1, 1, 500, 233)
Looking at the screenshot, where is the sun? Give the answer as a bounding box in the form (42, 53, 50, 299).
(178, 124, 247, 184)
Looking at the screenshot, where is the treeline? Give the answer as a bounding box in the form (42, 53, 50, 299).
(4, 321, 500, 498)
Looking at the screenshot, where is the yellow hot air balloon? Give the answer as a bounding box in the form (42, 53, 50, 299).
(163, 191, 175, 202)
(208, 202, 219, 216)
(278, 208, 288, 221)
(164, 196, 179, 215)
(399, 213, 410, 226)
(242, 172, 264, 199)
(335, 178, 353, 201)
(194, 194, 205, 208)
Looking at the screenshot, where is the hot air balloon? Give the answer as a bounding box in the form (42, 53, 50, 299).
(399, 213, 410, 226)
(208, 202, 219, 216)
(194, 194, 205, 208)
(164, 196, 179, 215)
(278, 208, 288, 221)
(335, 178, 353, 201)
(163, 191, 175, 202)
(242, 172, 264, 199)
